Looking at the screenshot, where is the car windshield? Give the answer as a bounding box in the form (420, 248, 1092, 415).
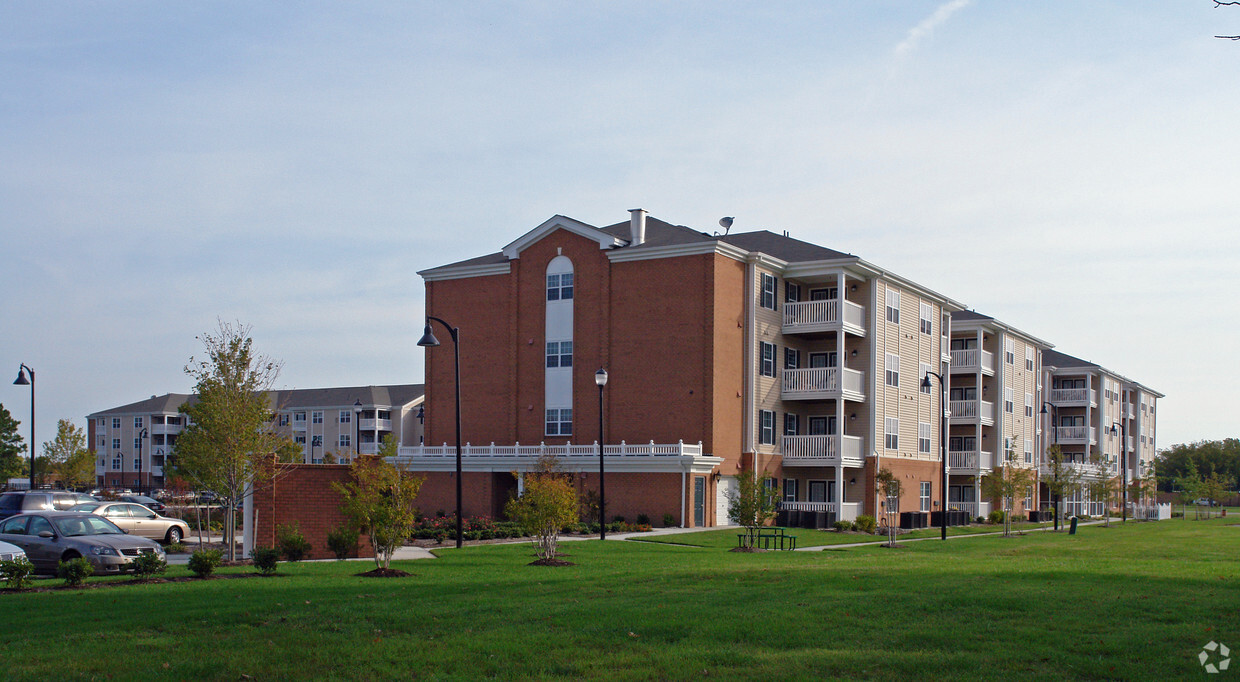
(70, 503, 101, 513)
(54, 516, 124, 537)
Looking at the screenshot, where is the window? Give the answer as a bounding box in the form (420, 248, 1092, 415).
(112, 439, 121, 450)
(785, 282, 801, 303)
(546, 341, 573, 368)
(783, 478, 797, 502)
(784, 413, 799, 437)
(1024, 485, 1033, 510)
(293, 412, 305, 425)
(885, 353, 900, 387)
(97, 418, 107, 428)
(784, 347, 800, 370)
(1025, 393, 1034, 417)
(112, 418, 121, 429)
(884, 417, 899, 450)
(294, 434, 306, 445)
(885, 289, 900, 324)
(1004, 338, 1015, 365)
(919, 302, 933, 335)
(133, 438, 141, 450)
(1024, 439, 1033, 464)
(111, 457, 120, 471)
(760, 273, 777, 310)
(918, 422, 931, 454)
(920, 482, 931, 512)
(98, 437, 106, 448)
(545, 409, 572, 436)
(339, 411, 351, 424)
(1004, 387, 1014, 414)
(134, 417, 143, 429)
(919, 363, 932, 394)
(546, 273, 574, 301)
(1026, 347, 1035, 371)
(759, 410, 775, 445)
(278, 414, 290, 427)
(339, 434, 351, 448)
(312, 411, 323, 424)
(133, 457, 141, 470)
(760, 343, 776, 377)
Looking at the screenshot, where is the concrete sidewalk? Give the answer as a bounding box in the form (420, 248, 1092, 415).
(794, 519, 1106, 551)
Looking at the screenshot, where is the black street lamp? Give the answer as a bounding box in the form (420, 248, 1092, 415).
(1041, 401, 1060, 530)
(12, 364, 34, 491)
(418, 316, 463, 550)
(1111, 421, 1127, 523)
(595, 368, 608, 540)
(138, 428, 148, 494)
(921, 371, 948, 541)
(353, 399, 363, 460)
(311, 435, 321, 464)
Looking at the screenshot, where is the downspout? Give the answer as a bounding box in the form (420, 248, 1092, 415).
(869, 278, 879, 518)
(680, 461, 687, 528)
(743, 257, 756, 465)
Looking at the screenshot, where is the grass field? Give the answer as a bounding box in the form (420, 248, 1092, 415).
(1, 516, 1237, 680)
(629, 519, 1056, 550)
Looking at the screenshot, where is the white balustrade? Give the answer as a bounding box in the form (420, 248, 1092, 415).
(395, 440, 705, 461)
(781, 501, 838, 512)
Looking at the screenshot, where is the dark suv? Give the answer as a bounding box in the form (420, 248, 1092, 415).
(0, 491, 98, 520)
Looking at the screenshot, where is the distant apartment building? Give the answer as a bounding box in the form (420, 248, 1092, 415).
(87, 385, 424, 490)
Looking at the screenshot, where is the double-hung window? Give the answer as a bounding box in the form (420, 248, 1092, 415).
(1025, 393, 1034, 417)
(1004, 338, 1015, 365)
(784, 413, 799, 436)
(312, 411, 323, 424)
(111, 457, 120, 470)
(545, 409, 572, 436)
(1004, 387, 1014, 414)
(783, 478, 798, 502)
(278, 414, 290, 427)
(1025, 347, 1035, 372)
(294, 412, 306, 425)
(919, 363, 932, 394)
(920, 482, 932, 512)
(785, 282, 801, 304)
(546, 273, 573, 300)
(919, 302, 933, 335)
(784, 347, 800, 370)
(884, 417, 899, 450)
(339, 434, 351, 448)
(339, 410, 351, 424)
(885, 290, 900, 324)
(133, 438, 141, 450)
(112, 439, 121, 450)
(759, 410, 775, 445)
(546, 341, 573, 368)
(885, 353, 900, 387)
(1024, 439, 1033, 464)
(760, 342, 776, 377)
(112, 418, 121, 429)
(760, 273, 777, 310)
(134, 417, 143, 429)
(918, 422, 931, 454)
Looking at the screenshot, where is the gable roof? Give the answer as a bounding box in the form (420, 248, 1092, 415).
(720, 230, 854, 263)
(89, 385, 425, 418)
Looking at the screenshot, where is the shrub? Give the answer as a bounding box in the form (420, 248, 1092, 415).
(988, 510, 1006, 525)
(326, 525, 359, 560)
(854, 515, 877, 534)
(59, 556, 94, 586)
(611, 515, 626, 524)
(636, 514, 651, 526)
(250, 547, 281, 575)
(0, 556, 35, 590)
(165, 542, 187, 554)
(188, 549, 223, 578)
(976, 516, 987, 524)
(833, 520, 853, 532)
(662, 513, 676, 527)
(131, 551, 168, 580)
(276, 522, 312, 562)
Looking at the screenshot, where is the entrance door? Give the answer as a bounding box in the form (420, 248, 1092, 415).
(809, 352, 838, 368)
(809, 288, 838, 301)
(716, 476, 735, 525)
(693, 476, 706, 527)
(808, 481, 827, 503)
(808, 416, 837, 436)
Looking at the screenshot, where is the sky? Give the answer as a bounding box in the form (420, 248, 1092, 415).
(2, 1, 1237, 451)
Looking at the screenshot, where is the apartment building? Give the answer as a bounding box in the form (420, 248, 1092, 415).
(946, 311, 1052, 519)
(1039, 350, 1161, 516)
(87, 384, 424, 491)
(400, 210, 967, 526)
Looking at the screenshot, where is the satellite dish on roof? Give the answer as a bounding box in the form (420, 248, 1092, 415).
(717, 216, 734, 237)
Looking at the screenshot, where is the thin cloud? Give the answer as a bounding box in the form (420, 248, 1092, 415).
(893, 0, 973, 61)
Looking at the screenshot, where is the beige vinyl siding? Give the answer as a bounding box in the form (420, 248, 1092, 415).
(874, 280, 940, 461)
(753, 267, 782, 454)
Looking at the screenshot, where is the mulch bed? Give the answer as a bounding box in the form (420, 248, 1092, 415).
(1, 572, 271, 594)
(728, 547, 766, 553)
(528, 558, 575, 567)
(356, 568, 413, 578)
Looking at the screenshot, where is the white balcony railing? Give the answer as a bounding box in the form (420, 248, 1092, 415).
(395, 440, 704, 462)
(1055, 426, 1096, 444)
(782, 434, 864, 465)
(949, 349, 995, 374)
(950, 501, 978, 516)
(783, 300, 865, 332)
(360, 418, 393, 431)
(781, 501, 838, 512)
(781, 367, 864, 398)
(150, 424, 182, 436)
(358, 443, 380, 455)
(948, 450, 993, 471)
(1049, 387, 1097, 405)
(949, 399, 995, 422)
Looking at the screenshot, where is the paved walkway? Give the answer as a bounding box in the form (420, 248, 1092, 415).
(794, 519, 1105, 551)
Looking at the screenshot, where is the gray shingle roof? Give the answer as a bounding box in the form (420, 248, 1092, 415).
(90, 384, 424, 417)
(951, 310, 995, 322)
(719, 230, 855, 262)
(1042, 349, 1098, 370)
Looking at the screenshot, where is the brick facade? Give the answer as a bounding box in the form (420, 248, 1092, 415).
(251, 464, 373, 560)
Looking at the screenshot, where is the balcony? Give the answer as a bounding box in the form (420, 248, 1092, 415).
(393, 440, 722, 473)
(1049, 387, 1097, 407)
(783, 300, 866, 336)
(150, 423, 183, 436)
(781, 367, 865, 401)
(358, 443, 381, 455)
(781, 435, 864, 467)
(949, 399, 995, 425)
(941, 335, 950, 363)
(948, 449, 993, 474)
(782, 501, 837, 513)
(1054, 426, 1097, 445)
(360, 418, 394, 431)
(949, 348, 995, 375)
(1125, 404, 1136, 419)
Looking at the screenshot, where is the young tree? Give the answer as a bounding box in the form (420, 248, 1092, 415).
(0, 404, 25, 483)
(42, 419, 95, 491)
(1200, 472, 1226, 520)
(982, 446, 1037, 536)
(1082, 450, 1120, 527)
(171, 321, 301, 560)
(333, 437, 425, 570)
(726, 471, 779, 549)
(1175, 459, 1202, 520)
(505, 455, 578, 562)
(1044, 444, 1082, 529)
(875, 468, 903, 547)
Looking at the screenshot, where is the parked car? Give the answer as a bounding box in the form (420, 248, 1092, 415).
(69, 502, 189, 544)
(1193, 498, 1220, 506)
(0, 539, 27, 562)
(0, 491, 97, 520)
(0, 511, 165, 575)
(118, 495, 166, 513)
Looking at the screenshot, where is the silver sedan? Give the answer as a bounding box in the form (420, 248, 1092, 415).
(0, 512, 165, 575)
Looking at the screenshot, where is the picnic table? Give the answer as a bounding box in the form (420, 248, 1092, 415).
(737, 526, 798, 550)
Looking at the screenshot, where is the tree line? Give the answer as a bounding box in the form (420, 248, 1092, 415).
(0, 404, 97, 490)
(1154, 439, 1240, 494)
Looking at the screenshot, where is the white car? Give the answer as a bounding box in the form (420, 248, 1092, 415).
(0, 539, 27, 562)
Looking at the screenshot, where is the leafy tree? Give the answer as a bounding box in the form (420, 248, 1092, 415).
(171, 321, 301, 560)
(982, 446, 1037, 536)
(505, 455, 578, 562)
(0, 403, 26, 483)
(726, 471, 778, 549)
(31, 455, 53, 488)
(1200, 472, 1226, 519)
(875, 468, 903, 547)
(1043, 444, 1082, 529)
(1081, 450, 1119, 527)
(1175, 459, 1202, 520)
(1155, 439, 1240, 494)
(42, 419, 95, 491)
(333, 437, 425, 570)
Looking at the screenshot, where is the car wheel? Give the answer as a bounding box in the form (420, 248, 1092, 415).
(166, 527, 183, 544)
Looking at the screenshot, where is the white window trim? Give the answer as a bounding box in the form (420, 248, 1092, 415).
(885, 353, 900, 387)
(884, 417, 899, 450)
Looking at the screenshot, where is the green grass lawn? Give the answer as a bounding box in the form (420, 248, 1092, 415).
(2, 516, 1237, 680)
(630, 520, 1057, 550)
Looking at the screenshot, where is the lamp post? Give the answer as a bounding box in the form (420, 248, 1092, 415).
(1041, 401, 1059, 530)
(353, 399, 363, 461)
(311, 435, 321, 464)
(1111, 421, 1127, 523)
(595, 368, 608, 540)
(138, 428, 147, 494)
(12, 364, 34, 491)
(920, 370, 948, 541)
(418, 316, 463, 550)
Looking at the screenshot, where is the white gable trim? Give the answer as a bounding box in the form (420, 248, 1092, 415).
(501, 215, 626, 259)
